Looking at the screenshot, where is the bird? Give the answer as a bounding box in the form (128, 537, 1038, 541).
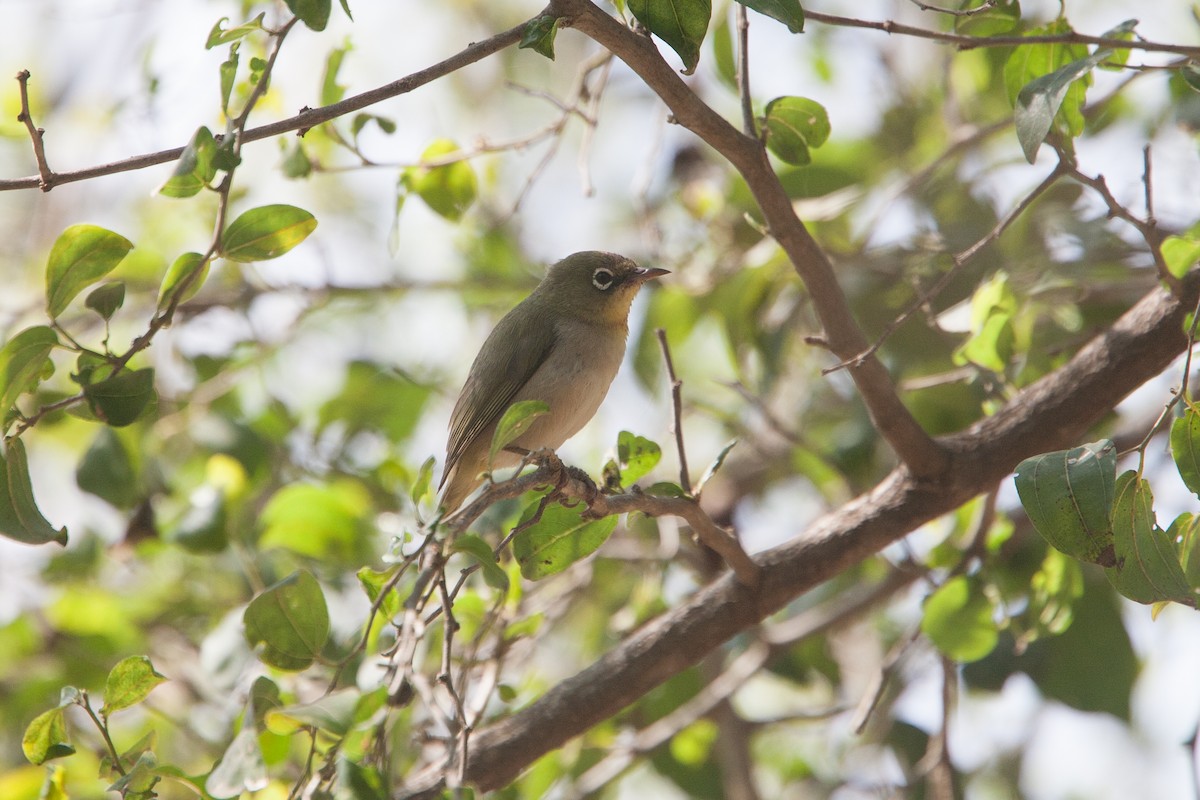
(438, 251, 668, 514)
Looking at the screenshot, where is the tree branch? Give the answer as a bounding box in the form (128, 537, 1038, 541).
(0, 14, 539, 192)
(396, 270, 1199, 796)
(551, 0, 949, 478)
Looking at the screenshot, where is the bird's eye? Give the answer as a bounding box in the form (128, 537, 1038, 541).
(592, 268, 615, 291)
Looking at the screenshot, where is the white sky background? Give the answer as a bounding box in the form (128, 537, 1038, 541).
(3, 1, 1200, 798)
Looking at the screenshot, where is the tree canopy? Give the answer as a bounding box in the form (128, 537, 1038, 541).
(3, 1, 1200, 799)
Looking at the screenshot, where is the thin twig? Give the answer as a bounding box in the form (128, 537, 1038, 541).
(15, 71, 55, 190)
(735, 4, 755, 138)
(1143, 144, 1156, 226)
(656, 328, 692, 494)
(909, 0, 996, 15)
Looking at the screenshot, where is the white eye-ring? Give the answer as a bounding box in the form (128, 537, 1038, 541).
(592, 268, 615, 291)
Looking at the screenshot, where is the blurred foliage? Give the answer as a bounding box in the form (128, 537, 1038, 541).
(1, 0, 1199, 798)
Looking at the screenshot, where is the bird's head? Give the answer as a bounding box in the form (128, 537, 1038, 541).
(536, 251, 669, 326)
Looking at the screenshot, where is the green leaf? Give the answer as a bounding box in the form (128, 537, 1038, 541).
(357, 567, 401, 620)
(511, 500, 618, 580)
(1013, 440, 1116, 564)
(489, 400, 549, 466)
(108, 751, 159, 797)
(1168, 512, 1200, 589)
(45, 224, 134, 318)
(285, 0, 331, 31)
(83, 367, 156, 427)
(157, 252, 211, 311)
(338, 760, 387, 800)
(1171, 407, 1200, 498)
(411, 455, 436, 506)
(160, 126, 218, 198)
(221, 204, 317, 262)
(695, 438, 737, 497)
(0, 439, 68, 546)
(171, 486, 229, 553)
(1182, 63, 1200, 94)
(629, 0, 711, 74)
(762, 96, 831, 166)
(22, 706, 74, 765)
(76, 428, 139, 508)
(244, 570, 331, 671)
(320, 42, 351, 106)
(1105, 471, 1191, 604)
(1162, 232, 1200, 279)
(219, 46, 239, 115)
(0, 326, 58, 420)
(85, 282, 125, 320)
(206, 14, 266, 48)
(317, 361, 431, 443)
(1097, 19, 1138, 70)
(617, 431, 662, 484)
(921, 576, 998, 662)
(520, 15, 561, 59)
(259, 480, 369, 559)
(1014, 49, 1109, 162)
(405, 140, 478, 221)
(282, 141, 312, 179)
(205, 727, 268, 799)
(265, 688, 359, 736)
(101, 656, 166, 716)
(735, 0, 804, 33)
(450, 534, 510, 593)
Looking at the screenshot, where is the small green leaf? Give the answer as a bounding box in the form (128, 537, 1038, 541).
(405, 140, 478, 221)
(520, 15, 561, 59)
(645, 481, 687, 498)
(258, 480, 369, 559)
(1162, 233, 1200, 279)
(83, 367, 156, 427)
(45, 224, 134, 318)
(108, 751, 159, 796)
(281, 141, 312, 179)
(158, 252, 211, 311)
(489, 400, 549, 466)
(1105, 471, 1191, 604)
(1182, 63, 1200, 94)
(450, 534, 510, 593)
(511, 500, 618, 580)
(0, 326, 58, 420)
(101, 656, 166, 716)
(171, 486, 229, 553)
(320, 42, 351, 106)
(1014, 49, 1110, 162)
(1013, 440, 1116, 564)
(1171, 407, 1200, 498)
(411, 455, 436, 506)
(0, 439, 68, 546)
(763, 96, 831, 166)
(1169, 512, 1200, 589)
(617, 431, 662, 485)
(22, 707, 74, 765)
(628, 0, 712, 74)
(244, 570, 331, 671)
(219, 46, 239, 114)
(160, 126, 218, 198)
(695, 438, 737, 497)
(735, 0, 804, 33)
(76, 428, 139, 509)
(285, 0, 331, 31)
(206, 13, 266, 48)
(921, 576, 998, 662)
(85, 282, 125, 320)
(1097, 19, 1138, 69)
(357, 567, 401, 620)
(221, 204, 317, 262)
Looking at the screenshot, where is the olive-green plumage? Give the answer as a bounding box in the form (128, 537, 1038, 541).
(439, 251, 668, 513)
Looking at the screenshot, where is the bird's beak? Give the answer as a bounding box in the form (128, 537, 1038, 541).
(632, 266, 670, 283)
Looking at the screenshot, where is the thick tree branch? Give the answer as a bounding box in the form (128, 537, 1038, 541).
(396, 272, 1199, 796)
(552, 0, 948, 478)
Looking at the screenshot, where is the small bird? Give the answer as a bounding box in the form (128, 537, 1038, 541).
(439, 251, 668, 513)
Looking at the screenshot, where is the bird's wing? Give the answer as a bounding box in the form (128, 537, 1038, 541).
(441, 303, 556, 486)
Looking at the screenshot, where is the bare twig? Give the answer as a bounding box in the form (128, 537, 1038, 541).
(14, 71, 55, 190)
(656, 328, 692, 495)
(735, 4, 755, 138)
(803, 9, 1200, 56)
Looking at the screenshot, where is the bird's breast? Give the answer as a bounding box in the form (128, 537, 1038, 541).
(509, 318, 628, 451)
